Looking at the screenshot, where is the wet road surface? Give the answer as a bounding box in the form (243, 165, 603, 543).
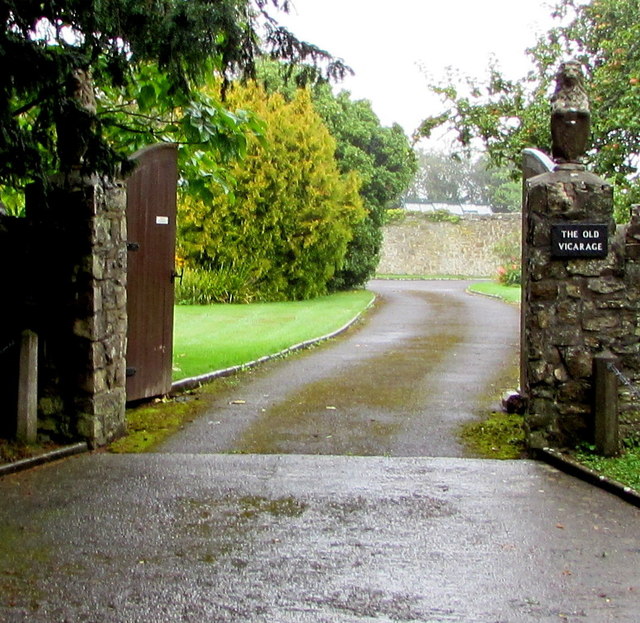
(159, 280, 521, 457)
(1, 454, 639, 622)
(0, 280, 639, 622)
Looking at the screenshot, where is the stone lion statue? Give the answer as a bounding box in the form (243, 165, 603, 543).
(550, 61, 591, 163)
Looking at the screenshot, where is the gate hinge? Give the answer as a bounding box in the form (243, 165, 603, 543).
(127, 242, 140, 252)
(126, 367, 137, 378)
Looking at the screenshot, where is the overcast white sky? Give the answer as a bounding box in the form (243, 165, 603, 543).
(278, 0, 558, 143)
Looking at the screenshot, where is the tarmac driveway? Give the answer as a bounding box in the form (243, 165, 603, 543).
(1, 454, 639, 622)
(159, 279, 521, 457)
(0, 280, 638, 622)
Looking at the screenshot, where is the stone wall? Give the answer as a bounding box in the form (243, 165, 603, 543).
(378, 213, 521, 277)
(523, 164, 640, 450)
(0, 175, 128, 447)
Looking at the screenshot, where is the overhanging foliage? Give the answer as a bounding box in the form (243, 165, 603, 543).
(418, 0, 640, 220)
(0, 0, 349, 196)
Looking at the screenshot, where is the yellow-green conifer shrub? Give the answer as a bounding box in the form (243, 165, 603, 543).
(178, 82, 365, 301)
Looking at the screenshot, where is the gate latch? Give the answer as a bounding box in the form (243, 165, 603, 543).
(127, 241, 140, 252)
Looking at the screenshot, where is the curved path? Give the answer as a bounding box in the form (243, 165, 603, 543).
(159, 279, 521, 457)
(1, 281, 638, 622)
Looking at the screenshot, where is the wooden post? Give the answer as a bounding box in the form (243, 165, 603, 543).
(593, 350, 619, 457)
(17, 329, 38, 443)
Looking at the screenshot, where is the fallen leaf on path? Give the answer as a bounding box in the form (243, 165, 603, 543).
(230, 400, 246, 405)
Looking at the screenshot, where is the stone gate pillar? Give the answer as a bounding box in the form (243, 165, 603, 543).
(27, 174, 128, 446)
(523, 62, 623, 449)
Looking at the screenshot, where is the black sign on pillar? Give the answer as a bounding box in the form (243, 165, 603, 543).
(551, 223, 608, 259)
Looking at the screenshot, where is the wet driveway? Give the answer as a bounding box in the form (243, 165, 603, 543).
(159, 280, 521, 457)
(0, 280, 638, 622)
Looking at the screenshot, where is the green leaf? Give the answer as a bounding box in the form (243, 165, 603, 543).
(137, 84, 157, 111)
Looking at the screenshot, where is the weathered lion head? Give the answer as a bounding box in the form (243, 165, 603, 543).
(556, 61, 585, 90)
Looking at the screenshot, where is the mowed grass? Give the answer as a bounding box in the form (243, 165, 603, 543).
(172, 289, 375, 380)
(468, 281, 521, 304)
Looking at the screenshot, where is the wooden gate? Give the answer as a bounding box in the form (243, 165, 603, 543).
(125, 143, 178, 401)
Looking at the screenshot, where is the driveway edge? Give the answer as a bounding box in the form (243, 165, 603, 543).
(1, 296, 376, 477)
(537, 447, 640, 508)
(0, 442, 88, 478)
(170, 294, 377, 394)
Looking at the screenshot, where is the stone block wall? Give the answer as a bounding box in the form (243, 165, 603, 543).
(523, 165, 640, 449)
(378, 213, 520, 277)
(20, 174, 128, 446)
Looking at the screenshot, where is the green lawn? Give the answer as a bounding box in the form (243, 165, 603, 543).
(172, 289, 375, 380)
(467, 281, 521, 304)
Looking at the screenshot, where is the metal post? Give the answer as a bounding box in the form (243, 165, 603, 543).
(17, 329, 38, 443)
(593, 350, 619, 457)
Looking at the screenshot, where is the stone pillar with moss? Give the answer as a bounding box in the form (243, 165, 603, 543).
(523, 61, 624, 449)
